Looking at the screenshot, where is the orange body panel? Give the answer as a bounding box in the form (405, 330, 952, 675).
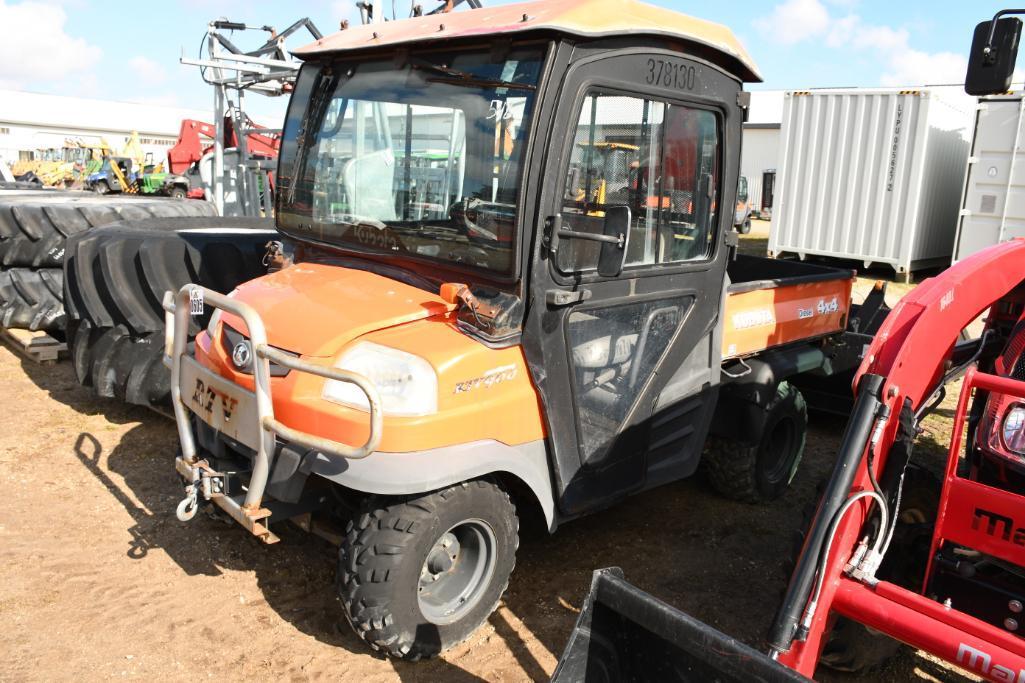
(721, 278, 853, 359)
(197, 268, 547, 453)
(219, 263, 454, 357)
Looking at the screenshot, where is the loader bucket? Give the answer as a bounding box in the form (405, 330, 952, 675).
(553, 568, 808, 683)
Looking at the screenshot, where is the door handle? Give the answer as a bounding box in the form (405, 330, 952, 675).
(546, 289, 591, 307)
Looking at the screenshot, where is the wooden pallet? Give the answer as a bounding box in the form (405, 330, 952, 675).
(0, 327, 66, 364)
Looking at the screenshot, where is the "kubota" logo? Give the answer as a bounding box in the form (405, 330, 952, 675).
(956, 642, 1025, 681)
(973, 507, 1025, 547)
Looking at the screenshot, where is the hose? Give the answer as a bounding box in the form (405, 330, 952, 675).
(799, 489, 889, 635)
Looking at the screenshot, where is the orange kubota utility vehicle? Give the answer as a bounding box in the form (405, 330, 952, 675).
(164, 0, 882, 659)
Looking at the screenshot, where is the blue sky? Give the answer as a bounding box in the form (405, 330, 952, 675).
(0, 0, 1012, 123)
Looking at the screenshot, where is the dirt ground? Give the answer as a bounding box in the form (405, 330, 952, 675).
(0, 220, 977, 682)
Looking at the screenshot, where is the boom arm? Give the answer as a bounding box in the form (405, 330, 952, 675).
(773, 238, 1025, 675)
(166, 118, 280, 174)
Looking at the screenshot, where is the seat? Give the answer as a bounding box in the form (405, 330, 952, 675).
(570, 316, 638, 369)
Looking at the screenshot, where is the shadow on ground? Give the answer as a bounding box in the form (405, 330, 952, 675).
(69, 394, 971, 682)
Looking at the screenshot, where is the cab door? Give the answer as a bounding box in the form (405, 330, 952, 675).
(522, 49, 743, 517)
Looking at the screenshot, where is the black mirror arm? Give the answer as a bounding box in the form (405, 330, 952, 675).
(557, 228, 625, 248)
(985, 9, 1025, 58)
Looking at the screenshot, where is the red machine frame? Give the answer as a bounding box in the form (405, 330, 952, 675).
(778, 239, 1025, 680)
(166, 118, 280, 175)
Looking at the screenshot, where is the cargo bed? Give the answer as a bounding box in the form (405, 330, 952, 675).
(722, 255, 855, 359)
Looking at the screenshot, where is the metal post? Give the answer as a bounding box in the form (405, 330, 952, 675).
(211, 26, 225, 216)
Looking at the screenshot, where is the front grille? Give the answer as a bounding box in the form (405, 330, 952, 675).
(220, 324, 296, 377)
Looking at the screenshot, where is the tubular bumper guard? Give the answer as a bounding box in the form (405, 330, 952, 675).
(162, 284, 383, 543)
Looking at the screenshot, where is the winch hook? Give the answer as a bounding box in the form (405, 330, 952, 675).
(176, 484, 199, 522)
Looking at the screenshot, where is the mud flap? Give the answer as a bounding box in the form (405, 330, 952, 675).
(553, 568, 809, 682)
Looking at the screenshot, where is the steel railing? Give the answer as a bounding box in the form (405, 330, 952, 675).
(162, 284, 382, 540)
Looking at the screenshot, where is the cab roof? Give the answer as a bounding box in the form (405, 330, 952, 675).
(295, 0, 761, 82)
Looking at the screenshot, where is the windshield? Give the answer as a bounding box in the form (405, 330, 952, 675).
(276, 46, 545, 276)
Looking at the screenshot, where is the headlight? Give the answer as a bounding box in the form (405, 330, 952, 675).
(322, 342, 438, 416)
(1002, 405, 1025, 455)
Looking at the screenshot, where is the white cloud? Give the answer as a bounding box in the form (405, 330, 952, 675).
(0, 1, 101, 88)
(825, 14, 859, 48)
(755, 0, 969, 87)
(128, 56, 167, 85)
(880, 49, 967, 87)
(753, 0, 830, 46)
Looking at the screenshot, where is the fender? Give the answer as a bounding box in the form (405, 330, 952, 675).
(304, 439, 558, 531)
(709, 345, 825, 443)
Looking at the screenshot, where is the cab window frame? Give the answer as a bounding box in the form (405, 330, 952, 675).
(550, 81, 726, 281)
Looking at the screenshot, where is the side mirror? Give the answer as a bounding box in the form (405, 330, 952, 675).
(597, 205, 631, 278)
(966, 17, 1022, 96)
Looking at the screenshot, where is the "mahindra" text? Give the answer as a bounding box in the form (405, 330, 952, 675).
(973, 507, 1025, 546)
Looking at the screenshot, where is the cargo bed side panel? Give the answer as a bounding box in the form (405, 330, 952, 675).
(722, 276, 852, 358)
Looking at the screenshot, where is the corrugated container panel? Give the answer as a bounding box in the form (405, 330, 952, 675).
(769, 89, 971, 278)
(953, 95, 1025, 262)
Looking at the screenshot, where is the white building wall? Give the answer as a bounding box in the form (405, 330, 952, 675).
(0, 89, 211, 166)
(740, 125, 779, 213)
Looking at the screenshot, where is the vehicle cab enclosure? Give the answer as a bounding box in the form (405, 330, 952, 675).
(223, 0, 762, 524)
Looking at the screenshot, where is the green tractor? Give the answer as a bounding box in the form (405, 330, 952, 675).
(138, 169, 191, 199)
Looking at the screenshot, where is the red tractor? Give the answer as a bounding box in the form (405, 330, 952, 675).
(166, 118, 281, 199)
(555, 11, 1025, 682)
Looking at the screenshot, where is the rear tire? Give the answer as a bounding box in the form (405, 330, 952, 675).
(703, 381, 807, 503)
(168, 187, 186, 200)
(738, 219, 752, 235)
(337, 478, 518, 660)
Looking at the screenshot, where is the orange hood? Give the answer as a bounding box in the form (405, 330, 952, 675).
(223, 263, 454, 357)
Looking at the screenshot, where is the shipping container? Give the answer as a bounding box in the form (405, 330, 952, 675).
(953, 95, 1025, 262)
(769, 89, 972, 280)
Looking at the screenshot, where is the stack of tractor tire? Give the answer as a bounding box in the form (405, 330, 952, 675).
(0, 193, 218, 334)
(64, 216, 277, 409)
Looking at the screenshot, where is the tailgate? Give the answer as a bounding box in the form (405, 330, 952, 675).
(723, 256, 854, 359)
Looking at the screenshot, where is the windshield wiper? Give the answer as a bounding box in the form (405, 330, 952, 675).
(411, 60, 535, 91)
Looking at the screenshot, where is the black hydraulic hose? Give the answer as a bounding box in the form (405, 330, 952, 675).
(767, 373, 885, 655)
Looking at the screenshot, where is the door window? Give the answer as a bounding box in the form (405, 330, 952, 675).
(567, 299, 686, 464)
(557, 90, 720, 272)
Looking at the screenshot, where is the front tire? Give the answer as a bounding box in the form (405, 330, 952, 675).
(817, 468, 939, 672)
(703, 381, 807, 503)
(337, 478, 518, 660)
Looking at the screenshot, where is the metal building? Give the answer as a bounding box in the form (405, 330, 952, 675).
(0, 89, 210, 166)
(740, 91, 783, 216)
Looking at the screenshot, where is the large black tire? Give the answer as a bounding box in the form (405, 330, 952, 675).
(338, 478, 519, 660)
(792, 468, 939, 673)
(63, 216, 275, 408)
(703, 381, 808, 503)
(0, 181, 49, 191)
(0, 194, 216, 268)
(0, 267, 64, 331)
(67, 320, 171, 406)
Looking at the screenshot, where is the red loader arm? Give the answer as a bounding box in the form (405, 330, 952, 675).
(775, 238, 1025, 677)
